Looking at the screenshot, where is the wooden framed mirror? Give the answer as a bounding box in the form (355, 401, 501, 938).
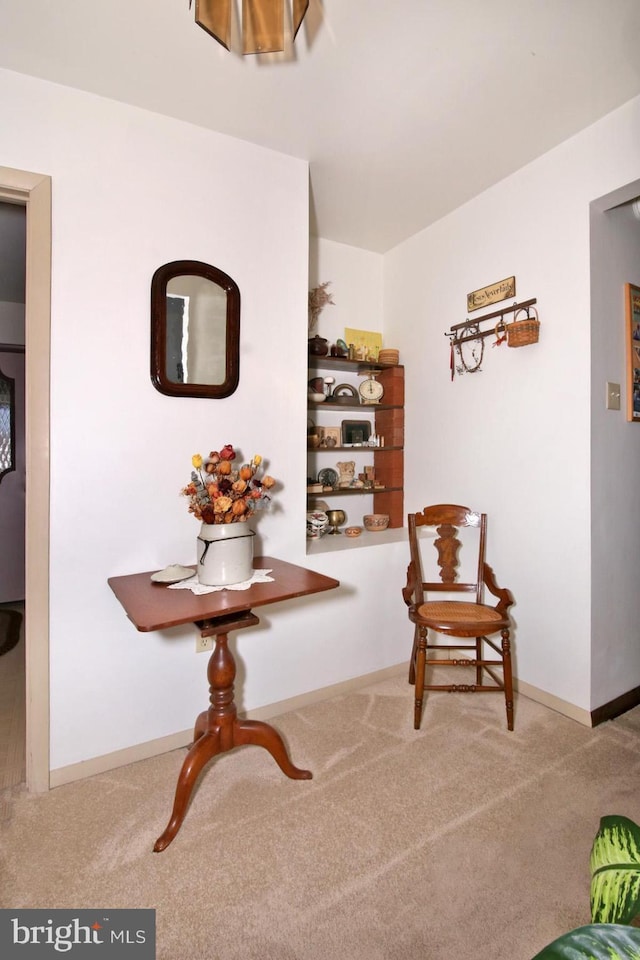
(151, 260, 240, 399)
(0, 364, 15, 485)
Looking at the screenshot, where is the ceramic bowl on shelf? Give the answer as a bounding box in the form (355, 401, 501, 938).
(344, 526, 362, 537)
(363, 513, 390, 532)
(308, 392, 325, 403)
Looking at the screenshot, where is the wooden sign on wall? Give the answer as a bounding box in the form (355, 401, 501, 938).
(467, 276, 516, 312)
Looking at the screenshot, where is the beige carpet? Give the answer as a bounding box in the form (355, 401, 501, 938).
(1, 672, 639, 960)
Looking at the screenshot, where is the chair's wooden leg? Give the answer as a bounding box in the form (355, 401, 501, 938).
(408, 626, 419, 685)
(501, 627, 514, 731)
(475, 637, 482, 685)
(414, 627, 427, 729)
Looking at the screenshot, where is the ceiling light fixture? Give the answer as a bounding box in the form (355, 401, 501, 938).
(191, 0, 309, 55)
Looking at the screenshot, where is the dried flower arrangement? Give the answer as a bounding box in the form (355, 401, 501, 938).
(308, 281, 335, 335)
(182, 444, 276, 525)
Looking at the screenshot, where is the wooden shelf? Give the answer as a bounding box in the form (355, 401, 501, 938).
(308, 400, 402, 411)
(308, 357, 404, 374)
(308, 445, 402, 453)
(306, 360, 405, 536)
(307, 486, 403, 498)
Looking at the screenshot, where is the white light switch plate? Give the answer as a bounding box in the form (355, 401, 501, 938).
(606, 382, 621, 411)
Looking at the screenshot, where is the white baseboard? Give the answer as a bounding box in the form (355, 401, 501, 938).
(49, 662, 407, 788)
(49, 665, 591, 788)
(514, 678, 591, 727)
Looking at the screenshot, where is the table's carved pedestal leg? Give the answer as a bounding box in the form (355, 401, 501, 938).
(153, 610, 312, 852)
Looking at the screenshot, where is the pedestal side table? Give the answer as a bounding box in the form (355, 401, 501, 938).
(109, 556, 339, 851)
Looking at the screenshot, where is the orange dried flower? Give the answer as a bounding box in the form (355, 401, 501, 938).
(182, 443, 277, 524)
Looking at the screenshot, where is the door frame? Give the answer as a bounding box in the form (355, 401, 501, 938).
(0, 165, 51, 792)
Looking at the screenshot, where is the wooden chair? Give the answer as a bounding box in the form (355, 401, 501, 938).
(402, 504, 515, 730)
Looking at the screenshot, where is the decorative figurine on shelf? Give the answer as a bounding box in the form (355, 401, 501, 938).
(337, 460, 356, 488)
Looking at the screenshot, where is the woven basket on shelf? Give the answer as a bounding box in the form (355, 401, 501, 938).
(378, 348, 400, 365)
(507, 307, 540, 348)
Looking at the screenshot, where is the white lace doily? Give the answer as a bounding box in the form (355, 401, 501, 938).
(168, 568, 274, 595)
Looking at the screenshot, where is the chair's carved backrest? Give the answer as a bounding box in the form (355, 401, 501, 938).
(433, 520, 462, 584)
(408, 504, 487, 603)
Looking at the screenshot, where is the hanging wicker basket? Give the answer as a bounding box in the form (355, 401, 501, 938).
(507, 307, 540, 348)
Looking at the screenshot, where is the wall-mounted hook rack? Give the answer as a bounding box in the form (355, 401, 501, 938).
(445, 298, 538, 345)
(447, 297, 539, 379)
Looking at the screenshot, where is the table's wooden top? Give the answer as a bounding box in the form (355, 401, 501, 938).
(108, 556, 340, 632)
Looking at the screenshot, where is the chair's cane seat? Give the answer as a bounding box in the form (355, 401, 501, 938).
(412, 600, 508, 635)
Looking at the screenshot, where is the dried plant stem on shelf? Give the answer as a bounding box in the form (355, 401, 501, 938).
(308, 282, 335, 335)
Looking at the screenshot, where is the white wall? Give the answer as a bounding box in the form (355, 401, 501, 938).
(309, 236, 384, 343)
(590, 193, 640, 706)
(384, 94, 640, 712)
(0, 68, 410, 775)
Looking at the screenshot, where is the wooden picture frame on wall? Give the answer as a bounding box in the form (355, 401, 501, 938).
(625, 283, 640, 422)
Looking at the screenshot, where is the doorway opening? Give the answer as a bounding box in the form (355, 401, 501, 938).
(0, 166, 51, 793)
(0, 201, 26, 791)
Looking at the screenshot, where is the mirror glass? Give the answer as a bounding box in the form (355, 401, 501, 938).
(151, 260, 240, 398)
(0, 366, 15, 484)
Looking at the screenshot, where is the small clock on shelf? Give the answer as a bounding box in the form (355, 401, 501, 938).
(358, 373, 384, 404)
